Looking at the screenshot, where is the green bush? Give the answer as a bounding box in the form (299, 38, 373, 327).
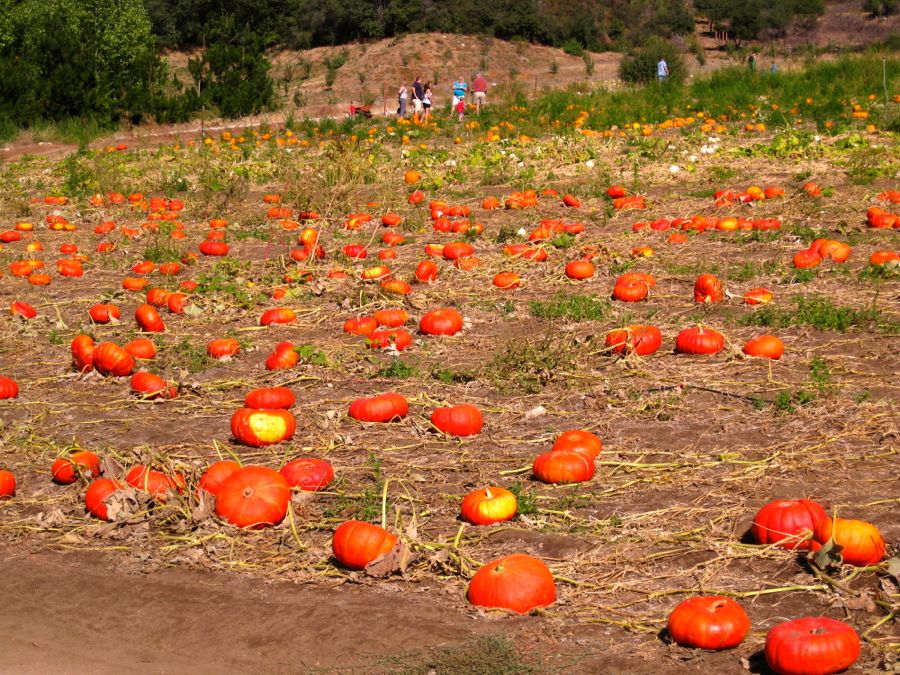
(863, 0, 899, 15)
(619, 37, 685, 84)
(562, 39, 584, 57)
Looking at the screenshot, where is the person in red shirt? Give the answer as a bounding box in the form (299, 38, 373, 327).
(472, 73, 488, 115)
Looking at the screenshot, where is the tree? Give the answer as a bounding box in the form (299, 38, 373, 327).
(618, 36, 686, 84)
(863, 0, 899, 16)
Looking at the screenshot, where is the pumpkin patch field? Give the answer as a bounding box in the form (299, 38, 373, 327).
(0, 93, 897, 671)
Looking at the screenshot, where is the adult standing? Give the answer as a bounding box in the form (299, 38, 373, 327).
(657, 58, 669, 82)
(398, 83, 408, 117)
(472, 72, 488, 115)
(452, 76, 467, 122)
(412, 76, 424, 120)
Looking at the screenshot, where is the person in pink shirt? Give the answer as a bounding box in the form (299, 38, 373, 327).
(472, 73, 488, 115)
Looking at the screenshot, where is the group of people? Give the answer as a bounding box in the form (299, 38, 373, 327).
(398, 73, 488, 122)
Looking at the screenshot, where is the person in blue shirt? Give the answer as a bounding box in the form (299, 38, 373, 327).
(452, 76, 467, 121)
(657, 58, 669, 82)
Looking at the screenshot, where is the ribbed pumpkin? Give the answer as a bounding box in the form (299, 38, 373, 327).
(467, 554, 556, 614)
(751, 499, 828, 551)
(92, 342, 136, 377)
(349, 393, 409, 422)
(331, 520, 398, 570)
(231, 408, 296, 447)
(215, 466, 290, 529)
(431, 404, 483, 436)
(279, 458, 334, 491)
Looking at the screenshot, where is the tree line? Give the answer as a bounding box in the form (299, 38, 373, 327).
(0, 0, 887, 135)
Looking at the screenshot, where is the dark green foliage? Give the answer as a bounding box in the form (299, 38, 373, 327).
(188, 17, 275, 118)
(695, 0, 825, 41)
(862, 0, 899, 17)
(619, 37, 686, 84)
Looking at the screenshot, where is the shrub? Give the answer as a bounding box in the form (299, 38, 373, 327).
(562, 39, 584, 57)
(619, 37, 685, 84)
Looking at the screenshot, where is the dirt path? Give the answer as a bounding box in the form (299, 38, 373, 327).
(0, 547, 492, 673)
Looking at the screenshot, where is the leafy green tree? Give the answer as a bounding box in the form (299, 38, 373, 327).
(618, 36, 686, 84)
(863, 0, 899, 16)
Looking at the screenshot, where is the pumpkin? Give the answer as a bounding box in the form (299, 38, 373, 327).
(231, 408, 296, 447)
(349, 393, 409, 422)
(373, 309, 409, 328)
(415, 260, 439, 283)
(279, 458, 334, 491)
(562, 193, 581, 208)
(124, 337, 156, 360)
(260, 307, 297, 326)
(71, 335, 96, 372)
(92, 342, 135, 377)
(245, 387, 295, 410)
(126, 465, 185, 500)
(667, 596, 750, 650)
(460, 487, 517, 525)
(420, 308, 464, 336)
(408, 190, 425, 204)
(265, 343, 300, 370)
(467, 554, 556, 614)
(158, 261, 181, 276)
(215, 466, 291, 529)
(0, 470, 16, 498)
(198, 460, 240, 497)
(552, 429, 602, 460)
(122, 277, 149, 291)
(166, 292, 189, 313)
(442, 241, 475, 261)
(331, 520, 398, 571)
(0, 376, 19, 400)
(199, 240, 229, 256)
(85, 478, 125, 520)
(57, 259, 84, 277)
(130, 371, 176, 399)
(565, 259, 595, 280)
(744, 287, 773, 305)
(765, 617, 860, 675)
(51, 451, 101, 485)
(694, 274, 724, 303)
(533, 450, 595, 484)
(431, 404, 483, 436)
(207, 338, 240, 359)
(675, 327, 725, 355)
(793, 249, 822, 269)
(89, 304, 121, 324)
(814, 517, 886, 566)
(344, 316, 379, 336)
(605, 325, 662, 356)
(612, 280, 649, 302)
(743, 335, 785, 360)
(135, 304, 165, 332)
(492, 272, 521, 289)
(10, 301, 37, 319)
(367, 329, 413, 350)
(751, 499, 827, 551)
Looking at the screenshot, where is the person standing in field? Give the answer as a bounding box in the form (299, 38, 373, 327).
(422, 82, 433, 122)
(398, 83, 408, 117)
(657, 58, 669, 82)
(472, 72, 488, 114)
(411, 76, 424, 121)
(452, 76, 467, 122)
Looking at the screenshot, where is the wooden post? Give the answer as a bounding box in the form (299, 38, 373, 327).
(382, 84, 386, 116)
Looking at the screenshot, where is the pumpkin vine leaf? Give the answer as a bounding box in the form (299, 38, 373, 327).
(809, 538, 844, 570)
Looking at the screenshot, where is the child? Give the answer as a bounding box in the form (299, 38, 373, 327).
(422, 83, 433, 123)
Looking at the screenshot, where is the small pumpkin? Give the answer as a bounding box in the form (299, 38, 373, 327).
(533, 450, 595, 484)
(51, 451, 102, 485)
(552, 430, 602, 460)
(420, 308, 464, 336)
(466, 554, 556, 614)
(244, 387, 295, 410)
(460, 487, 517, 525)
(751, 499, 827, 551)
(743, 335, 785, 360)
(85, 478, 126, 520)
(667, 596, 750, 650)
(373, 308, 409, 327)
(71, 335, 96, 372)
(231, 408, 296, 447)
(344, 316, 379, 336)
(349, 393, 409, 422)
(0, 469, 16, 498)
(814, 517, 886, 566)
(331, 520, 398, 571)
(675, 327, 725, 355)
(260, 307, 297, 326)
(130, 371, 176, 399)
(415, 260, 439, 283)
(207, 338, 240, 359)
(265, 343, 300, 370)
(124, 337, 156, 360)
(764, 617, 860, 675)
(565, 259, 595, 280)
(367, 329, 413, 350)
(279, 458, 334, 491)
(693, 274, 724, 303)
(135, 304, 165, 332)
(605, 325, 662, 356)
(126, 464, 185, 501)
(89, 303, 121, 324)
(215, 466, 291, 529)
(92, 342, 135, 377)
(431, 404, 483, 436)
(0, 376, 19, 400)
(198, 460, 241, 498)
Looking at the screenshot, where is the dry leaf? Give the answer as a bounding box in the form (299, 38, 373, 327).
(364, 540, 410, 577)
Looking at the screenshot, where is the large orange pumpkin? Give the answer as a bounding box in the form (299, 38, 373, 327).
(467, 554, 556, 614)
(215, 466, 290, 529)
(231, 408, 296, 447)
(331, 520, 398, 571)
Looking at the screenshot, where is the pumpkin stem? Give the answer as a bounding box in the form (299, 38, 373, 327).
(484, 487, 493, 499)
(242, 486, 254, 498)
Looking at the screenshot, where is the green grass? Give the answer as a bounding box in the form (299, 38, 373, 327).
(487, 336, 576, 394)
(400, 635, 537, 675)
(508, 482, 538, 517)
(529, 293, 610, 321)
(431, 366, 477, 384)
(375, 360, 417, 379)
(739, 294, 883, 332)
